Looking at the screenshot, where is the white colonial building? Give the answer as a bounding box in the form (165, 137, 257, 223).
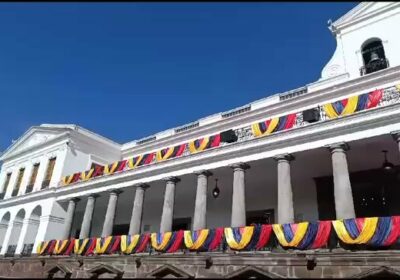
(1, 2, 400, 278)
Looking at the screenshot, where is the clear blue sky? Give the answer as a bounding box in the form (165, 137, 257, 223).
(0, 2, 357, 151)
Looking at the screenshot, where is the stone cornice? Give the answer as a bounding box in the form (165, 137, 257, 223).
(0, 99, 397, 206)
(121, 66, 400, 158)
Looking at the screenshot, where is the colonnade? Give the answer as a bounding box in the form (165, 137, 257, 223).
(60, 141, 360, 238)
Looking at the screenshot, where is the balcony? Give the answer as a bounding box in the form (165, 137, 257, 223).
(360, 58, 389, 76)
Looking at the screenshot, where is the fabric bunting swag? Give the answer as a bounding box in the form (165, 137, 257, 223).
(251, 113, 297, 138)
(150, 230, 184, 253)
(37, 239, 57, 255)
(188, 134, 221, 154)
(332, 216, 400, 246)
(104, 160, 127, 175)
(95, 236, 121, 255)
(156, 144, 186, 162)
(323, 89, 383, 119)
(53, 238, 75, 255)
(224, 224, 272, 250)
(128, 153, 155, 169)
(74, 237, 97, 256)
(62, 173, 81, 186)
(120, 234, 150, 254)
(184, 228, 224, 251)
(272, 221, 331, 249)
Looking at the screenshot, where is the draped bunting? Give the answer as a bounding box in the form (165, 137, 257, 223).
(104, 160, 127, 175)
(224, 225, 272, 250)
(53, 238, 75, 255)
(62, 173, 81, 186)
(323, 89, 383, 119)
(156, 144, 186, 162)
(95, 236, 121, 255)
(332, 216, 400, 246)
(74, 238, 97, 256)
(184, 227, 224, 251)
(37, 239, 57, 255)
(273, 221, 331, 249)
(120, 233, 150, 254)
(252, 113, 297, 138)
(81, 169, 95, 181)
(188, 134, 221, 154)
(151, 230, 184, 253)
(128, 153, 155, 169)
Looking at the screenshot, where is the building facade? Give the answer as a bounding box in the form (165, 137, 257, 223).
(1, 2, 400, 278)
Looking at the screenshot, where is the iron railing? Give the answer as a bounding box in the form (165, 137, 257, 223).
(5, 245, 16, 257)
(21, 244, 34, 257)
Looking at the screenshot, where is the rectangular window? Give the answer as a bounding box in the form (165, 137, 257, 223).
(0, 173, 12, 199)
(12, 168, 25, 197)
(42, 157, 56, 189)
(26, 163, 40, 193)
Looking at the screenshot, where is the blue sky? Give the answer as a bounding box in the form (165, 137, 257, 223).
(0, 2, 357, 151)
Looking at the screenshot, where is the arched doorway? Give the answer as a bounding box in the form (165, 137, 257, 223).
(6, 209, 25, 257)
(0, 212, 11, 253)
(20, 206, 42, 256)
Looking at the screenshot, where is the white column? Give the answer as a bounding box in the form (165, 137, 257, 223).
(101, 190, 122, 237)
(274, 154, 295, 224)
(193, 170, 212, 231)
(32, 214, 64, 254)
(15, 218, 39, 255)
(0, 217, 14, 255)
(4, 169, 18, 199)
(329, 143, 356, 219)
(18, 164, 33, 196)
(129, 184, 149, 235)
(160, 177, 180, 233)
(33, 156, 49, 192)
(230, 163, 250, 227)
(49, 148, 68, 188)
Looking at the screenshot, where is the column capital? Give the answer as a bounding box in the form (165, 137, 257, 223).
(274, 154, 295, 162)
(110, 189, 123, 196)
(229, 162, 250, 171)
(194, 170, 213, 177)
(69, 197, 81, 203)
(163, 176, 181, 183)
(391, 131, 400, 142)
(327, 142, 350, 153)
(134, 183, 150, 190)
(87, 193, 100, 199)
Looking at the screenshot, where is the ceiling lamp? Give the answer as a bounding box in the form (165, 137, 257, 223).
(212, 179, 220, 199)
(382, 150, 394, 172)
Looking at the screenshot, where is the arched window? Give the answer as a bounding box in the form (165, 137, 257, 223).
(360, 38, 389, 75)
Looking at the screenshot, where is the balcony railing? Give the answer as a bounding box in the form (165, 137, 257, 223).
(5, 245, 16, 258)
(21, 244, 34, 257)
(360, 58, 389, 76)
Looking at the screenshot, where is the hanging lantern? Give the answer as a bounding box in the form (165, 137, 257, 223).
(212, 179, 220, 198)
(381, 150, 394, 172)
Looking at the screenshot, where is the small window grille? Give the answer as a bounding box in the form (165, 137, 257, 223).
(222, 105, 251, 118)
(137, 136, 157, 145)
